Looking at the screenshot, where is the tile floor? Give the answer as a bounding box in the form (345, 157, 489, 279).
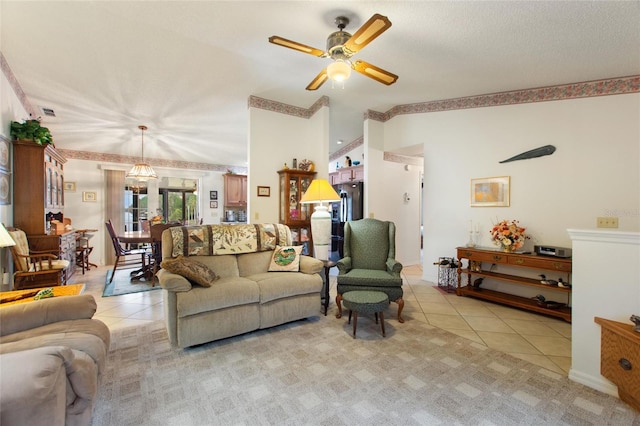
(66, 262, 572, 375)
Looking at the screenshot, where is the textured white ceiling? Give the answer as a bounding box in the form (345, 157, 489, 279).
(2, 1, 639, 167)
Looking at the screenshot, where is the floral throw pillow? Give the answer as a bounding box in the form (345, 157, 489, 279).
(160, 255, 219, 287)
(268, 245, 303, 272)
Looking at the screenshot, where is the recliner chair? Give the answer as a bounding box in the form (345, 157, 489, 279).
(335, 218, 404, 323)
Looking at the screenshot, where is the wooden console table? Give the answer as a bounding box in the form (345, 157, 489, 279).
(456, 247, 572, 322)
(595, 317, 640, 412)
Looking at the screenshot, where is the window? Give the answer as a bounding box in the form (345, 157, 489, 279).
(124, 183, 148, 231)
(159, 189, 198, 224)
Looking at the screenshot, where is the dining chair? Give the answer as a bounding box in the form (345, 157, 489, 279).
(8, 228, 69, 290)
(105, 220, 149, 283)
(148, 223, 174, 285)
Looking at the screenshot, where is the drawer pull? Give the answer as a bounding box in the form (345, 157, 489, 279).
(492, 255, 503, 261)
(514, 259, 525, 265)
(619, 358, 632, 371)
(552, 263, 564, 270)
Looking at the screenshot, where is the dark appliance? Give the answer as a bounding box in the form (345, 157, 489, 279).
(330, 181, 364, 260)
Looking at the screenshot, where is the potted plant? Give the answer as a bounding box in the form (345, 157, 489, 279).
(10, 120, 54, 146)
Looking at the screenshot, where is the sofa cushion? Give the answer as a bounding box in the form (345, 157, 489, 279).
(237, 251, 272, 276)
(0, 319, 111, 374)
(268, 245, 302, 272)
(161, 255, 219, 287)
(176, 277, 260, 317)
(0, 295, 97, 338)
(249, 272, 322, 303)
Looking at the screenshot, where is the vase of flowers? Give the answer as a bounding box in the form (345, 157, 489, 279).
(490, 219, 529, 252)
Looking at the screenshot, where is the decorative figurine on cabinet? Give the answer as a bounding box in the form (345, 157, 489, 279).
(631, 314, 640, 333)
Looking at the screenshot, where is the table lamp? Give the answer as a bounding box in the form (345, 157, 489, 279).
(0, 223, 16, 288)
(300, 179, 341, 260)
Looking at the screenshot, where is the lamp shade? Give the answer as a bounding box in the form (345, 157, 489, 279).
(126, 163, 158, 181)
(0, 223, 16, 248)
(299, 179, 340, 260)
(126, 125, 157, 180)
(299, 179, 340, 205)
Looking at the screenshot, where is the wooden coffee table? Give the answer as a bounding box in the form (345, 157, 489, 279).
(0, 284, 86, 307)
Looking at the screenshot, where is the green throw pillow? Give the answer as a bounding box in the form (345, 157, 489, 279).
(268, 245, 303, 272)
(160, 255, 219, 287)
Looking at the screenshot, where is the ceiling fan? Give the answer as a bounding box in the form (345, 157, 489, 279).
(269, 13, 398, 91)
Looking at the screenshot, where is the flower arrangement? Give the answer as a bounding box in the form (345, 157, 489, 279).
(490, 219, 529, 251)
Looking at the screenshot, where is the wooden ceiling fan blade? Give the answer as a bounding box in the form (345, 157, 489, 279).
(268, 36, 326, 57)
(352, 60, 398, 85)
(306, 69, 328, 91)
(343, 14, 392, 54)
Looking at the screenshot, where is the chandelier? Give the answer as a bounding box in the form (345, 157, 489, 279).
(126, 125, 157, 180)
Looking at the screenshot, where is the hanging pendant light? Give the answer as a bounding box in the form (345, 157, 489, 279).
(127, 125, 157, 180)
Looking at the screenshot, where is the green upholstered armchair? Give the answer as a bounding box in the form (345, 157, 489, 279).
(335, 218, 405, 323)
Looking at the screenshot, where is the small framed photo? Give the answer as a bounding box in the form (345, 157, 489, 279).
(64, 181, 76, 192)
(0, 170, 11, 205)
(210, 201, 218, 209)
(0, 136, 10, 172)
(257, 186, 270, 197)
(82, 191, 97, 202)
(210, 190, 218, 200)
(471, 176, 510, 207)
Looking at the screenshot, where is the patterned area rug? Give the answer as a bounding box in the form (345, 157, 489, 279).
(92, 316, 639, 425)
(102, 268, 161, 297)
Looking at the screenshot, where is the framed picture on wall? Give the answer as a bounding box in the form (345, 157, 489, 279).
(470, 176, 510, 207)
(0, 136, 10, 172)
(0, 170, 11, 205)
(210, 190, 218, 200)
(257, 186, 270, 197)
(64, 181, 77, 192)
(82, 191, 97, 202)
(210, 201, 218, 209)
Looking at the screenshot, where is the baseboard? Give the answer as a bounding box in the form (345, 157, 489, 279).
(569, 369, 619, 398)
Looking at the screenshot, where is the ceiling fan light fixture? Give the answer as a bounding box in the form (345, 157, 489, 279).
(127, 125, 158, 181)
(327, 60, 351, 82)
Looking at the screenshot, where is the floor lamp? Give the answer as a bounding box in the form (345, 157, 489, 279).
(300, 179, 340, 260)
(0, 223, 16, 289)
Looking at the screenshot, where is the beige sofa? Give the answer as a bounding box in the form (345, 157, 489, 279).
(157, 224, 323, 348)
(0, 294, 110, 426)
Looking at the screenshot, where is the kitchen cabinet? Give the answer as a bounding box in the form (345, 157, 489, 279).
(456, 246, 572, 322)
(278, 169, 316, 255)
(330, 165, 363, 185)
(224, 174, 247, 207)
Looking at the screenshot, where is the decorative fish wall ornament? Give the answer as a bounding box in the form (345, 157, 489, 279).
(499, 145, 556, 163)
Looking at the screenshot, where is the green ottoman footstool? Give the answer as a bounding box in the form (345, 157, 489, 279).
(342, 291, 389, 338)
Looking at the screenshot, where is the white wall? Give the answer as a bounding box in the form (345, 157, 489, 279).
(363, 119, 423, 265)
(381, 94, 640, 282)
(247, 104, 329, 225)
(0, 65, 29, 226)
(1, 60, 30, 288)
(568, 229, 640, 397)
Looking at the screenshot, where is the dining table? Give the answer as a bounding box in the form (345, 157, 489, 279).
(117, 231, 154, 281)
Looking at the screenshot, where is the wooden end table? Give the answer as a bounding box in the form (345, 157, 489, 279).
(0, 284, 86, 307)
(321, 260, 336, 316)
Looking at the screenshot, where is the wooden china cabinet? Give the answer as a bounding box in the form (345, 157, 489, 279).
(277, 169, 316, 255)
(12, 140, 76, 283)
